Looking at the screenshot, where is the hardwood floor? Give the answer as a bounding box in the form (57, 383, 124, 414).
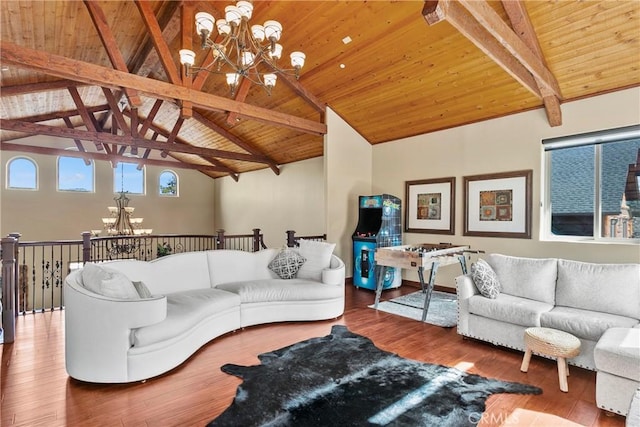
(1, 284, 626, 427)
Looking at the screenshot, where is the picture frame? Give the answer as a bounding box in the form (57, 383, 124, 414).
(463, 170, 532, 239)
(405, 177, 455, 234)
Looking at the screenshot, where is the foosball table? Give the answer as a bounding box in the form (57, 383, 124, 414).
(373, 243, 481, 322)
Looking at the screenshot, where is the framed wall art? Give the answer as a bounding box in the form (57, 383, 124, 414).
(405, 177, 455, 234)
(463, 170, 532, 238)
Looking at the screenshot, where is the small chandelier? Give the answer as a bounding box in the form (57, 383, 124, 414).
(178, 0, 305, 96)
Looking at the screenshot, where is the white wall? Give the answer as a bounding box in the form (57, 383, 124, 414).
(213, 157, 324, 248)
(325, 107, 373, 272)
(1, 137, 216, 240)
(372, 88, 640, 289)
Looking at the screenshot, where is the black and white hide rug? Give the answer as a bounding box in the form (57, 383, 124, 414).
(207, 325, 541, 427)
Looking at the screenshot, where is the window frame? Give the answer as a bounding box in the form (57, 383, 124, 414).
(6, 156, 38, 191)
(114, 162, 146, 195)
(158, 169, 179, 197)
(541, 125, 640, 244)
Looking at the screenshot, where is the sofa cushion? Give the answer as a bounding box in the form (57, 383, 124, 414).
(207, 249, 277, 286)
(485, 254, 557, 305)
(468, 293, 553, 327)
(131, 288, 240, 347)
(81, 263, 140, 300)
(541, 306, 639, 341)
(295, 239, 336, 281)
(268, 247, 306, 279)
(471, 259, 501, 299)
(594, 328, 640, 381)
(216, 279, 343, 303)
(556, 259, 640, 319)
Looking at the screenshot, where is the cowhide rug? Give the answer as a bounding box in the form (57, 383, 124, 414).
(207, 325, 541, 426)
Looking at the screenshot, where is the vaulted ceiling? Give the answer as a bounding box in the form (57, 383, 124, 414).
(1, 1, 639, 180)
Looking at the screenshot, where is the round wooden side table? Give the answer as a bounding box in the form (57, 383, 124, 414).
(520, 327, 581, 392)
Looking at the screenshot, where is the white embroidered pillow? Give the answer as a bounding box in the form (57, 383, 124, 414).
(296, 239, 336, 281)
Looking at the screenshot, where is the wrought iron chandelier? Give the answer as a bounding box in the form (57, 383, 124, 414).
(92, 192, 152, 237)
(178, 0, 305, 96)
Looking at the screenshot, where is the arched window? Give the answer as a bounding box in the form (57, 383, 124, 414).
(7, 156, 37, 190)
(159, 170, 178, 196)
(58, 156, 94, 192)
(114, 162, 144, 194)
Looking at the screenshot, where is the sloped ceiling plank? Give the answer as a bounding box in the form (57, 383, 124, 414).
(0, 41, 327, 136)
(0, 119, 271, 165)
(457, 0, 562, 99)
(193, 110, 280, 175)
(423, 1, 541, 99)
(0, 142, 226, 173)
(133, 0, 181, 86)
(501, 0, 561, 126)
(83, 0, 142, 108)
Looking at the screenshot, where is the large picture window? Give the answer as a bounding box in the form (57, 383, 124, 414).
(114, 162, 144, 194)
(58, 156, 94, 192)
(543, 125, 640, 241)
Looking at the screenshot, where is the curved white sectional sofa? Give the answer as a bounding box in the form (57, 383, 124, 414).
(64, 247, 345, 384)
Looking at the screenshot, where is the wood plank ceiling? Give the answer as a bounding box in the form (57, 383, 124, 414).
(1, 1, 639, 180)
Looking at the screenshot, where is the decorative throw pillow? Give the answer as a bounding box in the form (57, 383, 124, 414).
(132, 281, 153, 299)
(81, 263, 140, 300)
(269, 247, 306, 279)
(296, 239, 336, 281)
(471, 259, 501, 299)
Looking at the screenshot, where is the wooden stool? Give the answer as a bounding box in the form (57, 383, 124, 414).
(520, 327, 581, 392)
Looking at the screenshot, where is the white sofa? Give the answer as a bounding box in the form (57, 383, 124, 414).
(456, 254, 640, 415)
(64, 246, 345, 384)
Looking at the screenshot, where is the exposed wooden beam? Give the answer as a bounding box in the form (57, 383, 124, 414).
(67, 86, 104, 151)
(423, 1, 541, 99)
(124, 109, 240, 180)
(0, 41, 327, 136)
(139, 99, 163, 137)
(180, 1, 194, 119)
(501, 0, 562, 126)
(0, 120, 274, 164)
(457, 0, 562, 99)
(269, 69, 326, 114)
(0, 80, 85, 97)
(101, 87, 130, 134)
(10, 105, 110, 123)
(134, 0, 182, 86)
(83, 0, 142, 107)
(226, 77, 253, 126)
(62, 117, 91, 165)
(0, 142, 227, 173)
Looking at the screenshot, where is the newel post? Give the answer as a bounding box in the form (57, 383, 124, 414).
(2, 236, 17, 343)
(286, 230, 296, 247)
(252, 228, 261, 252)
(82, 231, 92, 264)
(216, 229, 225, 250)
(8, 232, 21, 316)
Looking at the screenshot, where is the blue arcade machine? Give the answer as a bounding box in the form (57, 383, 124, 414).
(352, 194, 402, 290)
